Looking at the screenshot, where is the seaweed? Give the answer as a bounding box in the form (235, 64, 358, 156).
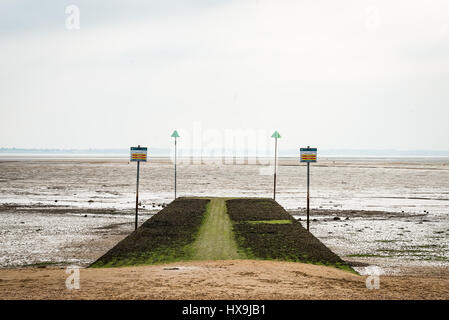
(226, 198, 354, 272)
(90, 198, 209, 267)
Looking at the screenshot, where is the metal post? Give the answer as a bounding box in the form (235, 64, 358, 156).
(174, 137, 177, 199)
(135, 160, 140, 231)
(273, 137, 277, 200)
(307, 162, 310, 231)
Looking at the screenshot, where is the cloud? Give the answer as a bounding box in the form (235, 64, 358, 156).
(1, 0, 449, 149)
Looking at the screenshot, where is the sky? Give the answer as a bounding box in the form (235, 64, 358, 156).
(1, 0, 449, 153)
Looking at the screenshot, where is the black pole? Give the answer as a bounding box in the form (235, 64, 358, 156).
(273, 137, 277, 200)
(307, 161, 310, 231)
(135, 160, 140, 231)
(174, 137, 177, 199)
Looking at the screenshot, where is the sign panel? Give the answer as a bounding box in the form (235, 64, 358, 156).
(130, 147, 148, 162)
(300, 147, 317, 163)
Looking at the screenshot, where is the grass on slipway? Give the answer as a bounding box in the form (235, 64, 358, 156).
(191, 198, 246, 260)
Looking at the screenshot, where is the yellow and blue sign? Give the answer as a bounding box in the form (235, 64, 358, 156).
(300, 147, 317, 163)
(130, 147, 147, 162)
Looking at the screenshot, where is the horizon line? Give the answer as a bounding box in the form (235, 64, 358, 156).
(1, 147, 449, 157)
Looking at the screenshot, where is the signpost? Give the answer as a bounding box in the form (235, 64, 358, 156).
(271, 131, 281, 200)
(300, 146, 317, 231)
(171, 130, 180, 199)
(130, 145, 147, 230)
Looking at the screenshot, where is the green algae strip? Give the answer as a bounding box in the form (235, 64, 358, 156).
(191, 198, 246, 260)
(246, 220, 292, 225)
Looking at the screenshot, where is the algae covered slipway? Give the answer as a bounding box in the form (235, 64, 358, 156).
(90, 197, 353, 272)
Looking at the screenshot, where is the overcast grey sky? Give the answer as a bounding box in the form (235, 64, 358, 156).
(1, 0, 449, 151)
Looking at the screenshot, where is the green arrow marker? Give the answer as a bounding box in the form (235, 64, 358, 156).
(271, 131, 281, 139)
(271, 130, 281, 200)
(171, 130, 180, 199)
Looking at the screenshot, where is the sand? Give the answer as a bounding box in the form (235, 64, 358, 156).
(1, 260, 448, 300)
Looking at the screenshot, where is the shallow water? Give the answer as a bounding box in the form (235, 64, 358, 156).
(2, 158, 449, 214)
(0, 157, 448, 271)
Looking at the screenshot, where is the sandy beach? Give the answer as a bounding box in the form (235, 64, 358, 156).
(1, 260, 449, 300)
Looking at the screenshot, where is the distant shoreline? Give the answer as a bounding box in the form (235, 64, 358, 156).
(1, 153, 449, 161)
(2, 148, 449, 158)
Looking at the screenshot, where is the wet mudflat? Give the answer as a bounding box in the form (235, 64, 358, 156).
(301, 209, 449, 274)
(0, 158, 448, 274)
